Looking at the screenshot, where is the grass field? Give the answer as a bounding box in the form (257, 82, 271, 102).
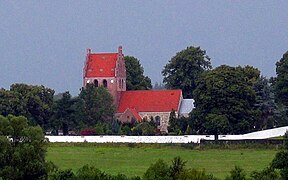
(47, 143, 278, 179)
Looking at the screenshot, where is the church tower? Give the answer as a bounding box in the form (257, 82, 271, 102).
(83, 46, 126, 108)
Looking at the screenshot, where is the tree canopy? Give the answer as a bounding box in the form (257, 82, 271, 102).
(253, 76, 280, 129)
(190, 65, 260, 135)
(49, 91, 79, 135)
(0, 83, 54, 129)
(78, 84, 115, 127)
(125, 56, 152, 90)
(275, 50, 288, 106)
(0, 115, 49, 180)
(162, 46, 212, 98)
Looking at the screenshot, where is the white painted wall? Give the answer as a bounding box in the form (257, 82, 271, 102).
(46, 135, 214, 143)
(46, 126, 288, 144)
(219, 126, 288, 140)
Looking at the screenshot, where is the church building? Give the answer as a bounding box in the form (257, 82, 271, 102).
(83, 46, 194, 132)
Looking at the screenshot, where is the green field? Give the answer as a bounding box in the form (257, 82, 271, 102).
(47, 143, 278, 179)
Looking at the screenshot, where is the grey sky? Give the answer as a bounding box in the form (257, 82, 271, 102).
(1, 1, 288, 95)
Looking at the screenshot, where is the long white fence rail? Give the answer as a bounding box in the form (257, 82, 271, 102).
(46, 126, 288, 144)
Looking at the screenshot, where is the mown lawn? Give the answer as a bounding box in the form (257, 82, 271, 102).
(46, 143, 278, 179)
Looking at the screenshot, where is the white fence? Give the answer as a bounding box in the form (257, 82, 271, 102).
(46, 126, 288, 144)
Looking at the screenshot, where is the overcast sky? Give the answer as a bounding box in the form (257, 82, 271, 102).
(1, 1, 288, 95)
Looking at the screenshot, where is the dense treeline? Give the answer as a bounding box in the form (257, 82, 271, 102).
(165, 47, 288, 136)
(0, 47, 288, 136)
(1, 115, 288, 179)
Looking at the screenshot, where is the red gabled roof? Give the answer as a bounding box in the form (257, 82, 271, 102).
(85, 53, 118, 77)
(117, 90, 182, 113)
(126, 108, 142, 122)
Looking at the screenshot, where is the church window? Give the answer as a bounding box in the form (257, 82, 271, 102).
(155, 116, 161, 126)
(94, 79, 99, 87)
(119, 79, 121, 89)
(103, 79, 108, 88)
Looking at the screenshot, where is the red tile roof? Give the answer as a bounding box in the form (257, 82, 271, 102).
(125, 108, 142, 122)
(117, 90, 182, 113)
(85, 53, 118, 77)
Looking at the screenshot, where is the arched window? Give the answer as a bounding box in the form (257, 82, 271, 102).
(103, 79, 107, 88)
(155, 116, 161, 126)
(94, 79, 98, 87)
(143, 116, 148, 121)
(119, 79, 121, 89)
(121, 79, 124, 89)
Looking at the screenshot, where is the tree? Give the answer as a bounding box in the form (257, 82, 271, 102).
(3, 83, 55, 129)
(0, 115, 49, 180)
(190, 65, 260, 135)
(169, 156, 187, 180)
(125, 56, 152, 90)
(204, 113, 229, 140)
(0, 88, 25, 117)
(253, 76, 280, 130)
(78, 84, 115, 127)
(162, 46, 212, 98)
(275, 50, 288, 106)
(168, 110, 177, 133)
(49, 92, 78, 135)
(168, 111, 189, 135)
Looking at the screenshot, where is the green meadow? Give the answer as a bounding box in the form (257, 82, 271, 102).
(47, 143, 278, 179)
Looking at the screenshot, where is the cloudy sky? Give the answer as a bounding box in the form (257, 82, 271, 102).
(1, 1, 288, 95)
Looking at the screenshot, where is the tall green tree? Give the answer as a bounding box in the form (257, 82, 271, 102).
(0, 115, 49, 180)
(162, 46, 212, 98)
(253, 76, 280, 129)
(50, 92, 79, 135)
(125, 56, 152, 90)
(275, 50, 288, 106)
(78, 84, 115, 127)
(190, 65, 260, 135)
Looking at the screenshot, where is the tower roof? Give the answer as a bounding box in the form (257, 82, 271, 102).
(117, 89, 182, 113)
(84, 52, 118, 77)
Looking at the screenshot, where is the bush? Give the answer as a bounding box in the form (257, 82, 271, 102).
(250, 167, 279, 180)
(76, 165, 108, 179)
(132, 122, 155, 136)
(143, 159, 171, 180)
(179, 169, 213, 180)
(225, 166, 247, 180)
(49, 169, 75, 180)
